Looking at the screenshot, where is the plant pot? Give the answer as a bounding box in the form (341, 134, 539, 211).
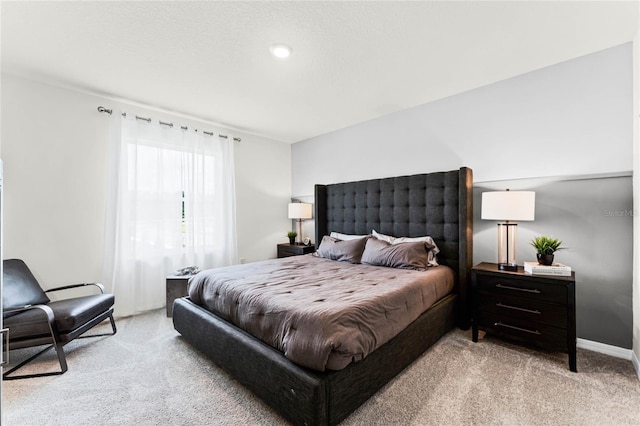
(537, 253, 554, 266)
(288, 237, 295, 245)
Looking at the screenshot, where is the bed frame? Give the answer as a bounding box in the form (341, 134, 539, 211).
(173, 167, 473, 425)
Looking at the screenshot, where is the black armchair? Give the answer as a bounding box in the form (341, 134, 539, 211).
(2, 259, 116, 380)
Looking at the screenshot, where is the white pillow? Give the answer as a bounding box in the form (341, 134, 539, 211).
(372, 230, 440, 266)
(371, 230, 394, 244)
(329, 231, 368, 241)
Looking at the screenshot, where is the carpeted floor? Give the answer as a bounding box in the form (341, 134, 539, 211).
(3, 309, 640, 425)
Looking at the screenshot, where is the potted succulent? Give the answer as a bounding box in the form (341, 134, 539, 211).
(529, 235, 564, 265)
(287, 231, 298, 245)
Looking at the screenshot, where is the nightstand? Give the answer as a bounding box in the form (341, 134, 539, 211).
(471, 262, 577, 372)
(277, 243, 315, 258)
(166, 275, 194, 317)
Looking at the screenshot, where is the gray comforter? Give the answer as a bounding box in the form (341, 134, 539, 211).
(188, 255, 454, 371)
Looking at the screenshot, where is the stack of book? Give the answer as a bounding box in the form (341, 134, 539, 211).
(523, 261, 572, 276)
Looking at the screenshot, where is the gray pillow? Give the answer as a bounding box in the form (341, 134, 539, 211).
(314, 235, 368, 263)
(361, 237, 433, 270)
(372, 229, 440, 266)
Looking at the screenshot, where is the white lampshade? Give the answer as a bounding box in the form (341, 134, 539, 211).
(481, 191, 535, 221)
(288, 203, 312, 220)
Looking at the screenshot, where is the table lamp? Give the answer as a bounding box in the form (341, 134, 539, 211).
(481, 190, 535, 271)
(288, 202, 312, 244)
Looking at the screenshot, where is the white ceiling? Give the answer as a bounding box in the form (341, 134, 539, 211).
(1, 1, 638, 144)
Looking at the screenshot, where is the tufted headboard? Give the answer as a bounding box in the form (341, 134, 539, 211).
(314, 167, 473, 328)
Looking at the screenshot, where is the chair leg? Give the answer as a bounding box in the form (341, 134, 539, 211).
(78, 314, 117, 339)
(3, 313, 117, 380)
(3, 304, 69, 380)
(3, 344, 68, 380)
(109, 314, 117, 335)
(53, 341, 68, 374)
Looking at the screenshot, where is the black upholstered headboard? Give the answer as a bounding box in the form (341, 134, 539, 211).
(314, 167, 473, 327)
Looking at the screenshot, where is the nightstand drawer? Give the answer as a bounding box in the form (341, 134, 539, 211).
(477, 312, 567, 351)
(279, 246, 301, 257)
(476, 292, 567, 328)
(277, 243, 315, 258)
(475, 274, 567, 304)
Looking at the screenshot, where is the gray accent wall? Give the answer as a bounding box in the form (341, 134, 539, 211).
(292, 44, 634, 348)
(475, 175, 632, 349)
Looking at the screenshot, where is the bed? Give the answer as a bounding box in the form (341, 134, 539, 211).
(173, 167, 473, 425)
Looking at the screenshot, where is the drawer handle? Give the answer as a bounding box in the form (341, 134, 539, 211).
(495, 321, 541, 335)
(496, 302, 541, 315)
(495, 283, 541, 294)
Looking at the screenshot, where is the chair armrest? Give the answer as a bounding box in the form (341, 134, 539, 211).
(45, 283, 106, 294)
(3, 305, 34, 315)
(3, 304, 55, 324)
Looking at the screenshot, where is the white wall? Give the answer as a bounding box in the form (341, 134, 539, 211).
(234, 131, 292, 262)
(1, 75, 109, 289)
(292, 43, 634, 349)
(292, 43, 632, 197)
(0, 74, 291, 294)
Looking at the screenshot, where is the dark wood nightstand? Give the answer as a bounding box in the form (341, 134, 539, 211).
(471, 262, 577, 372)
(277, 243, 315, 258)
(166, 275, 194, 317)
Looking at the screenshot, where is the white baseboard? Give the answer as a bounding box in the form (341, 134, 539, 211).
(576, 338, 633, 360)
(632, 351, 640, 381)
(577, 339, 640, 381)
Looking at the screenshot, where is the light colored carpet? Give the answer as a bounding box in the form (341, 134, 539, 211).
(3, 308, 640, 425)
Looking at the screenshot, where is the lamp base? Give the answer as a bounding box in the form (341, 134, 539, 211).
(496, 222, 518, 271)
(498, 263, 518, 271)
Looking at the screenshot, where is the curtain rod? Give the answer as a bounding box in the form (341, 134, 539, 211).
(97, 106, 241, 142)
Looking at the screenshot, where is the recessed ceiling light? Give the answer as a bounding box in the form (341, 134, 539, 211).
(269, 44, 292, 59)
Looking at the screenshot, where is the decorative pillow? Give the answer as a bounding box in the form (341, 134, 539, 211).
(361, 237, 431, 270)
(329, 231, 368, 241)
(372, 230, 440, 266)
(314, 235, 368, 263)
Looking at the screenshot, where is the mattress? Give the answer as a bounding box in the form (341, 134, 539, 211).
(188, 254, 454, 371)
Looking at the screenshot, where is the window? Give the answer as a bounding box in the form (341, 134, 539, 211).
(104, 114, 237, 316)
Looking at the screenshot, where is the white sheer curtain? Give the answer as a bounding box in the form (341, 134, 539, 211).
(103, 113, 237, 317)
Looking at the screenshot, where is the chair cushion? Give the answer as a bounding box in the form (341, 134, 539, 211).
(4, 294, 115, 340)
(3, 259, 50, 315)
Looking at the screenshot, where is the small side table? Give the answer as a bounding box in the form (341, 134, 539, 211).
(277, 243, 316, 258)
(471, 262, 577, 372)
(166, 275, 194, 317)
